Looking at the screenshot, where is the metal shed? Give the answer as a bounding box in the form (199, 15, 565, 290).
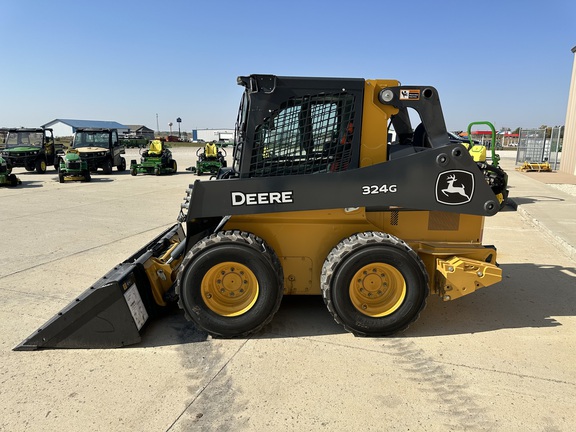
(41, 119, 129, 137)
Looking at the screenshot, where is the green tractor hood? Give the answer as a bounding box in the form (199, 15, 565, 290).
(64, 151, 82, 162)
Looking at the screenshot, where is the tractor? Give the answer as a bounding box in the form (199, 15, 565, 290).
(15, 74, 508, 350)
(58, 148, 91, 183)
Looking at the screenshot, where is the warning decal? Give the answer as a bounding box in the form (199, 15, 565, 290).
(399, 89, 420, 100)
(124, 283, 149, 330)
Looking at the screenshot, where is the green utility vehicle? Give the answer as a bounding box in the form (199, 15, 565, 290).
(58, 149, 91, 183)
(1, 128, 57, 173)
(71, 128, 126, 173)
(130, 139, 177, 175)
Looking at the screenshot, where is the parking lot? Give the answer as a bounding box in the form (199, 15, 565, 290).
(1, 148, 575, 431)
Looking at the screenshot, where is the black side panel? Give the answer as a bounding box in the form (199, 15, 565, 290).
(383, 86, 448, 149)
(186, 144, 501, 219)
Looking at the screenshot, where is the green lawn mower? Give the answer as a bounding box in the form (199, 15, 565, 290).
(58, 149, 91, 183)
(0, 155, 21, 186)
(130, 140, 177, 176)
(187, 142, 227, 175)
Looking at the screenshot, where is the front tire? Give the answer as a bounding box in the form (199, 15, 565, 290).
(321, 232, 429, 337)
(177, 230, 284, 338)
(35, 158, 47, 174)
(103, 158, 113, 174)
(9, 174, 20, 186)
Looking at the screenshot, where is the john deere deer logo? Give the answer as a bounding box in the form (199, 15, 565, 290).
(435, 170, 474, 205)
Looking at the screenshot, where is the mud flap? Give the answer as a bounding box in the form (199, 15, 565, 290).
(14, 224, 185, 350)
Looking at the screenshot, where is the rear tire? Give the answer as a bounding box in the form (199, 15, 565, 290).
(117, 158, 126, 172)
(321, 231, 428, 337)
(177, 230, 284, 338)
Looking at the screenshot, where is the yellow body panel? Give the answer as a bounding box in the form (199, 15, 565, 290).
(360, 80, 400, 165)
(223, 207, 499, 299)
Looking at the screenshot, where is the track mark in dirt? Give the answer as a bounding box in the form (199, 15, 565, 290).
(384, 338, 497, 431)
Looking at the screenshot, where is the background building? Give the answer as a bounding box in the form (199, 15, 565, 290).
(192, 128, 234, 143)
(41, 119, 129, 137)
(561, 45, 576, 175)
(124, 125, 155, 140)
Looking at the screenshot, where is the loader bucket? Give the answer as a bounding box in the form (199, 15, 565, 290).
(14, 224, 185, 351)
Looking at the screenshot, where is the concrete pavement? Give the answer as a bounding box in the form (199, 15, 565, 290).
(0, 148, 575, 432)
(499, 153, 576, 260)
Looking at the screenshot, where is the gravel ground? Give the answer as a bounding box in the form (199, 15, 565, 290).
(548, 183, 576, 197)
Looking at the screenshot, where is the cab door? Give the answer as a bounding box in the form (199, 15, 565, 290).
(111, 130, 124, 165)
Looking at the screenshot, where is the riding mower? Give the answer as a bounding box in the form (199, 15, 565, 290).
(130, 140, 177, 176)
(187, 141, 227, 175)
(0, 155, 21, 186)
(58, 149, 91, 183)
(464, 121, 500, 166)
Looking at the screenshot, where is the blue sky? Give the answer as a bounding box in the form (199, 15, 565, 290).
(1, 0, 575, 132)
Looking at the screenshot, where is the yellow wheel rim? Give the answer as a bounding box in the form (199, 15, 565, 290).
(349, 263, 406, 317)
(202, 262, 259, 317)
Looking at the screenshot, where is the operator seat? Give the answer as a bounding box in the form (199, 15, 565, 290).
(205, 142, 217, 159)
(148, 140, 164, 156)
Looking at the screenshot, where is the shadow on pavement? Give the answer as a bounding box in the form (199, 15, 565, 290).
(136, 262, 576, 347)
(11, 180, 44, 189)
(510, 196, 565, 205)
(407, 262, 576, 337)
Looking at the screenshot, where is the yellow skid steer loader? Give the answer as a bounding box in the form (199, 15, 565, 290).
(15, 75, 508, 350)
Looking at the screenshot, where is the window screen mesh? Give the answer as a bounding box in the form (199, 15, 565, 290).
(248, 93, 355, 177)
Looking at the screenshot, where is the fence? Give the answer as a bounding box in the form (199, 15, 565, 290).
(516, 127, 563, 169)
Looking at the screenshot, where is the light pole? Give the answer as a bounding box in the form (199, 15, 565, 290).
(176, 117, 182, 139)
(169, 122, 173, 136)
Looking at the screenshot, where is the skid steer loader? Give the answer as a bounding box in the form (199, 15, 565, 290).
(15, 75, 508, 350)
